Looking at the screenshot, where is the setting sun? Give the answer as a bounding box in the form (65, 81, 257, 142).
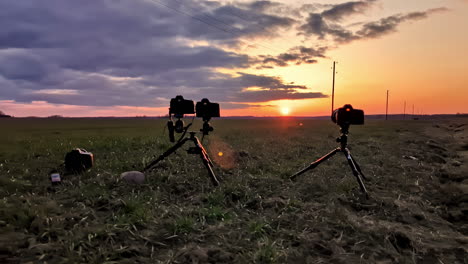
(280, 107, 290, 116)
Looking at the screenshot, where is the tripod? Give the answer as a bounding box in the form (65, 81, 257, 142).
(290, 124, 369, 198)
(142, 131, 219, 186)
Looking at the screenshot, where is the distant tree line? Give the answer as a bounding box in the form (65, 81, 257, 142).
(0, 110, 12, 118)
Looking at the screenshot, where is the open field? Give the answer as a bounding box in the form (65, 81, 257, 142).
(0, 117, 467, 263)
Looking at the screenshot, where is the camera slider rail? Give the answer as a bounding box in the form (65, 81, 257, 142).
(142, 131, 219, 186)
(290, 125, 369, 198)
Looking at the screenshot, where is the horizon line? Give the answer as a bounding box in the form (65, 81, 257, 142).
(2, 113, 468, 119)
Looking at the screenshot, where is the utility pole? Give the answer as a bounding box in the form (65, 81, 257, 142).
(412, 104, 415, 118)
(331, 61, 336, 115)
(386, 90, 389, 120)
(403, 101, 406, 120)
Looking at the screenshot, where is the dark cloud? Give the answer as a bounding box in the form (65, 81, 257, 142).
(227, 90, 327, 103)
(2, 65, 325, 107)
(192, 4, 296, 40)
(299, 13, 355, 42)
(298, 0, 376, 38)
(0, 51, 50, 81)
(354, 8, 448, 41)
(220, 102, 275, 110)
(247, 1, 281, 12)
(234, 72, 307, 90)
(258, 46, 327, 67)
(0, 0, 294, 49)
(0, 0, 314, 108)
(300, 6, 448, 43)
(322, 0, 376, 21)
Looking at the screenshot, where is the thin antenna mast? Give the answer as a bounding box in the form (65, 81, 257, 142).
(403, 101, 406, 120)
(331, 61, 336, 115)
(386, 90, 389, 120)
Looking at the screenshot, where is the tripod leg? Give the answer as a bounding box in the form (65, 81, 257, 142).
(195, 139, 214, 167)
(290, 148, 340, 180)
(142, 138, 189, 172)
(343, 149, 369, 198)
(349, 154, 368, 181)
(193, 137, 220, 186)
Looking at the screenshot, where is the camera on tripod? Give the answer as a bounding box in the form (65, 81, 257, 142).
(167, 95, 220, 142)
(291, 103, 370, 198)
(142, 95, 221, 186)
(196, 98, 220, 136)
(331, 104, 364, 127)
(168, 95, 195, 137)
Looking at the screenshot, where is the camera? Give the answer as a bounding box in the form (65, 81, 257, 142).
(331, 104, 364, 126)
(65, 148, 94, 173)
(170, 95, 195, 118)
(196, 98, 220, 120)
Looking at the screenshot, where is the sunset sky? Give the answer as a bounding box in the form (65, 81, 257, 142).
(1, 0, 467, 117)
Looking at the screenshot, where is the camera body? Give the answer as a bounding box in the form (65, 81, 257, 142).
(196, 98, 220, 120)
(170, 95, 195, 118)
(64, 148, 94, 173)
(332, 104, 364, 126)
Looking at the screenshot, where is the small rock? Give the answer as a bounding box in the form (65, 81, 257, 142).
(403, 155, 418, 160)
(452, 160, 462, 167)
(120, 171, 145, 184)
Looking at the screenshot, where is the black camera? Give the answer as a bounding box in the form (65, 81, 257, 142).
(170, 95, 195, 118)
(331, 104, 364, 126)
(196, 98, 220, 120)
(65, 148, 94, 173)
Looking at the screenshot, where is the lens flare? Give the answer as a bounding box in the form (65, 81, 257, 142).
(208, 136, 236, 169)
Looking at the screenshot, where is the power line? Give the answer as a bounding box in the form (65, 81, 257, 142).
(171, 0, 288, 53)
(172, 0, 242, 33)
(150, 0, 284, 54)
(173, 0, 244, 34)
(222, 4, 296, 48)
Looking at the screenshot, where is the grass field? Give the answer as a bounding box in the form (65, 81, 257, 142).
(0, 117, 467, 263)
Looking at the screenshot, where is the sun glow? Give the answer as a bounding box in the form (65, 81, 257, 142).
(280, 106, 290, 116)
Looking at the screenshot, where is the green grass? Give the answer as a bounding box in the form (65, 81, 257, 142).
(0, 117, 467, 263)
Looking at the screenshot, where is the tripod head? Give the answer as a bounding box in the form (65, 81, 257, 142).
(336, 124, 350, 150)
(339, 123, 350, 135)
(167, 115, 192, 143)
(200, 117, 214, 136)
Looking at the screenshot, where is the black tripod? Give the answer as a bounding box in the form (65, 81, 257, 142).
(290, 124, 369, 198)
(142, 131, 219, 186)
